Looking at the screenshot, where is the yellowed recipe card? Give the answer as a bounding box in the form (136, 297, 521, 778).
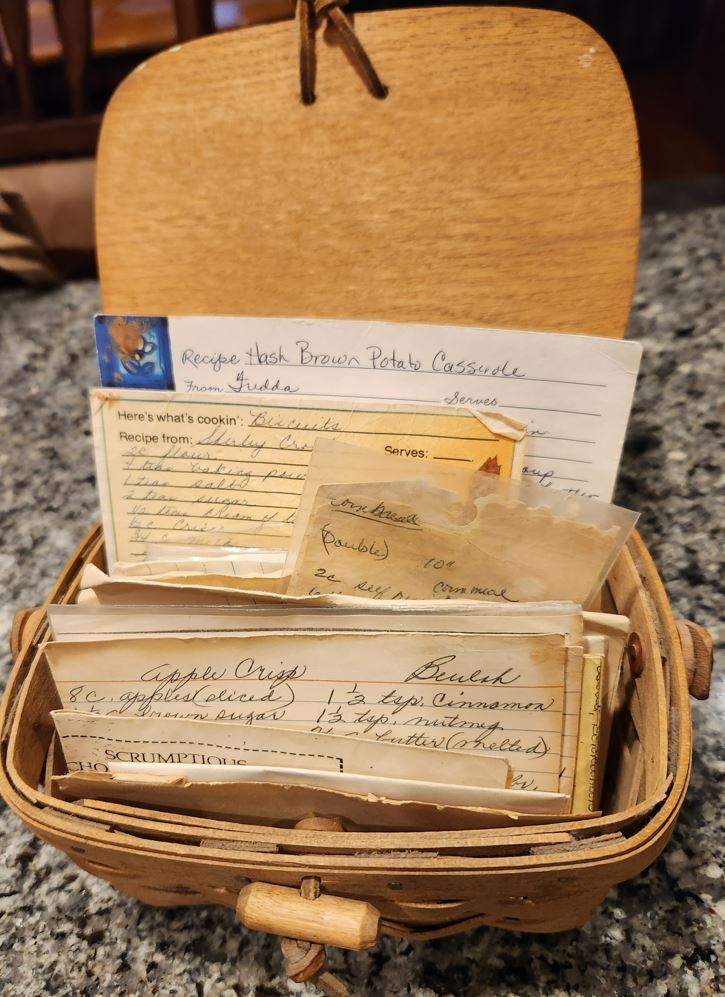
(46, 630, 568, 792)
(286, 479, 634, 605)
(90, 389, 525, 565)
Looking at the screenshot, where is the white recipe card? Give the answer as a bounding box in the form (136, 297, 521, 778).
(94, 315, 641, 501)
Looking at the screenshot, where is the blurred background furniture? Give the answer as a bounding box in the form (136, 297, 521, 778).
(0, 0, 292, 282)
(0, 1, 295, 166)
(1, 0, 724, 285)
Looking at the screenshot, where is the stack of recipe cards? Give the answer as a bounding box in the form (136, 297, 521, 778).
(43, 315, 642, 829)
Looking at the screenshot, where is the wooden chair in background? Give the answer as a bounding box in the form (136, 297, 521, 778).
(0, 0, 290, 283)
(0, 0, 219, 163)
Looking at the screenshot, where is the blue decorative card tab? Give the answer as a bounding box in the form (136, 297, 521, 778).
(94, 315, 174, 390)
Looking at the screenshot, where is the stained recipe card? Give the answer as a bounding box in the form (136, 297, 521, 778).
(50, 712, 512, 789)
(45, 630, 572, 792)
(90, 388, 525, 564)
(286, 477, 637, 605)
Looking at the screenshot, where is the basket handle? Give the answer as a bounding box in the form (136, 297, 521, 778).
(676, 618, 714, 700)
(9, 606, 43, 659)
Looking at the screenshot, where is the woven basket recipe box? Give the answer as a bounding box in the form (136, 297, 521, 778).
(0, 4, 715, 984)
(1, 526, 712, 943)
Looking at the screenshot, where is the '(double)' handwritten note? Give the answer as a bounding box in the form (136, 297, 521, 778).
(90, 389, 524, 565)
(46, 631, 569, 792)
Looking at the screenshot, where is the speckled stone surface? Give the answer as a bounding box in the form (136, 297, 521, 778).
(0, 206, 723, 996)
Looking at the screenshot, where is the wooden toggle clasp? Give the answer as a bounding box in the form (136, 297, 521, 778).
(236, 816, 380, 996)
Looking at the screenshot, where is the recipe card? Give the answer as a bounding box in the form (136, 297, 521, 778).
(95, 315, 642, 500)
(51, 714, 576, 813)
(51, 712, 511, 789)
(47, 600, 585, 644)
(90, 388, 524, 565)
(286, 478, 637, 605)
(45, 630, 573, 792)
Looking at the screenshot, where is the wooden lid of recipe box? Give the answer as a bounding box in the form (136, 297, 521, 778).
(96, 5, 639, 338)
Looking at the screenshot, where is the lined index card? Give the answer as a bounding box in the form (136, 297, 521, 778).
(96, 315, 641, 500)
(90, 389, 523, 564)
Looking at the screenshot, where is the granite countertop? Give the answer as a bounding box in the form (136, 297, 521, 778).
(0, 206, 722, 996)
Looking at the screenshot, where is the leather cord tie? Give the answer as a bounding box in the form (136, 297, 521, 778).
(279, 876, 349, 996)
(297, 0, 388, 104)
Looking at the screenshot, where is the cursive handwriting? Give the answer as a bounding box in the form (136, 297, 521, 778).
(405, 655, 521, 686)
(320, 524, 389, 561)
(227, 369, 298, 395)
(431, 579, 517, 602)
(329, 495, 422, 529)
(57, 633, 564, 790)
